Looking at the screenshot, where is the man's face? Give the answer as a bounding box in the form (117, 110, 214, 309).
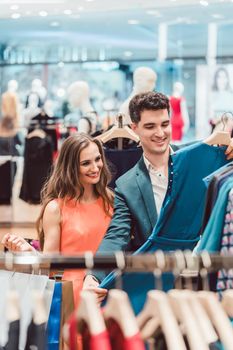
(131, 109, 171, 155)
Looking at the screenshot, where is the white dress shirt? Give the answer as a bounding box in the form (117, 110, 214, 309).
(143, 147, 173, 216)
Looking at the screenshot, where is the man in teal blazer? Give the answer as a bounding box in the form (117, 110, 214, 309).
(84, 91, 233, 294)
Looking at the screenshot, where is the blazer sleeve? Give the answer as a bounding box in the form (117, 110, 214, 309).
(92, 183, 133, 283)
(97, 184, 132, 253)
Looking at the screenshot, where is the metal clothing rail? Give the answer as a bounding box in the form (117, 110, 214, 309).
(0, 251, 232, 273)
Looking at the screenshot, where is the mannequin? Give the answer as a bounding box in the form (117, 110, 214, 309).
(65, 81, 97, 134)
(119, 67, 157, 124)
(25, 78, 47, 108)
(1, 80, 20, 125)
(169, 82, 190, 141)
(23, 79, 47, 127)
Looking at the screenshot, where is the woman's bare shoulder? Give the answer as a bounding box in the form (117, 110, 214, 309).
(44, 199, 61, 216)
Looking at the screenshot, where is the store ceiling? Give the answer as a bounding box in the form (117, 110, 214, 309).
(0, 0, 233, 62)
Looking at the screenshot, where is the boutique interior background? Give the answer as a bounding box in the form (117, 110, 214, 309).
(1, 0, 233, 235)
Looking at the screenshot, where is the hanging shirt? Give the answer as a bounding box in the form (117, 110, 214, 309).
(100, 142, 230, 314)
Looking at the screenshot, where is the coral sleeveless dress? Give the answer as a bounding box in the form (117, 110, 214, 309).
(57, 197, 112, 308)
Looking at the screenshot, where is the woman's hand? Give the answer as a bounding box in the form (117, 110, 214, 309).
(1, 233, 35, 252)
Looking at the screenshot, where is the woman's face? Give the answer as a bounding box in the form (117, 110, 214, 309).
(79, 142, 103, 187)
(216, 70, 229, 91)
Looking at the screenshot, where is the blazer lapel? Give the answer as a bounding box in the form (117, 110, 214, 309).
(136, 157, 157, 228)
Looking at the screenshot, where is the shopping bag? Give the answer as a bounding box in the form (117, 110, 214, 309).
(59, 280, 75, 350)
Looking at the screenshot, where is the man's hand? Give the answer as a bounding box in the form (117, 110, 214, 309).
(83, 275, 108, 304)
(225, 138, 233, 160)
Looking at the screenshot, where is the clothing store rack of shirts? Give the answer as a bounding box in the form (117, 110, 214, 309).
(0, 251, 232, 273)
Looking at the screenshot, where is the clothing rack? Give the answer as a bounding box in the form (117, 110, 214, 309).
(1, 251, 233, 273)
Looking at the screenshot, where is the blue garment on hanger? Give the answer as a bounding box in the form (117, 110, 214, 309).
(195, 178, 233, 253)
(100, 142, 229, 314)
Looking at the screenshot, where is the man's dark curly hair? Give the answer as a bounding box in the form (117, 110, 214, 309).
(129, 91, 170, 123)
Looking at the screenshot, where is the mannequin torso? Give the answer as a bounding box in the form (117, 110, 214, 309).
(65, 81, 97, 134)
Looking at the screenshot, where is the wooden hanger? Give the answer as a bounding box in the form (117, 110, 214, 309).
(137, 290, 186, 350)
(103, 289, 140, 338)
(31, 291, 47, 325)
(96, 114, 139, 145)
(169, 290, 209, 350)
(204, 130, 231, 146)
(198, 291, 233, 350)
(183, 290, 218, 345)
(222, 289, 233, 317)
(27, 128, 46, 139)
(6, 290, 20, 322)
(76, 290, 106, 335)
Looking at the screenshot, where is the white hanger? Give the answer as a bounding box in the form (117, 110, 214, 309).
(103, 289, 139, 338)
(96, 114, 139, 144)
(138, 290, 186, 350)
(169, 290, 209, 350)
(198, 291, 233, 350)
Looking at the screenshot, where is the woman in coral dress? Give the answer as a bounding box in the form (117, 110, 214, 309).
(2, 133, 113, 307)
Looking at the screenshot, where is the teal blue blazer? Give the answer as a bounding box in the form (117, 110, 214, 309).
(97, 156, 157, 253)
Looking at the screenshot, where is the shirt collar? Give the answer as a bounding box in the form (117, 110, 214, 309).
(143, 145, 174, 171)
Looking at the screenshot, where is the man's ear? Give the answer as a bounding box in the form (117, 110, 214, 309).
(131, 122, 137, 132)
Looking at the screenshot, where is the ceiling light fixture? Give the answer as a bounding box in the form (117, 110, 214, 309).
(212, 14, 224, 19)
(124, 51, 133, 57)
(10, 5, 19, 10)
(128, 19, 140, 25)
(199, 0, 209, 6)
(11, 13, 21, 19)
(146, 10, 161, 16)
(50, 21, 60, 27)
(39, 11, 48, 17)
(64, 9, 72, 15)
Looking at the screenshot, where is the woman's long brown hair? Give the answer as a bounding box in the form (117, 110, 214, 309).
(36, 133, 114, 249)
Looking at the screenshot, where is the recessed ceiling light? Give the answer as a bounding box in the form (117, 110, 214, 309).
(10, 5, 19, 10)
(64, 9, 72, 15)
(71, 14, 80, 19)
(85, 0, 95, 2)
(128, 19, 140, 25)
(39, 11, 48, 17)
(212, 14, 224, 19)
(124, 51, 133, 57)
(199, 0, 209, 6)
(146, 10, 161, 16)
(11, 13, 21, 19)
(50, 21, 60, 27)
(25, 10, 31, 15)
(78, 6, 84, 11)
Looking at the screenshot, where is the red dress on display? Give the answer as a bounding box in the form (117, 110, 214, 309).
(170, 96, 184, 141)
